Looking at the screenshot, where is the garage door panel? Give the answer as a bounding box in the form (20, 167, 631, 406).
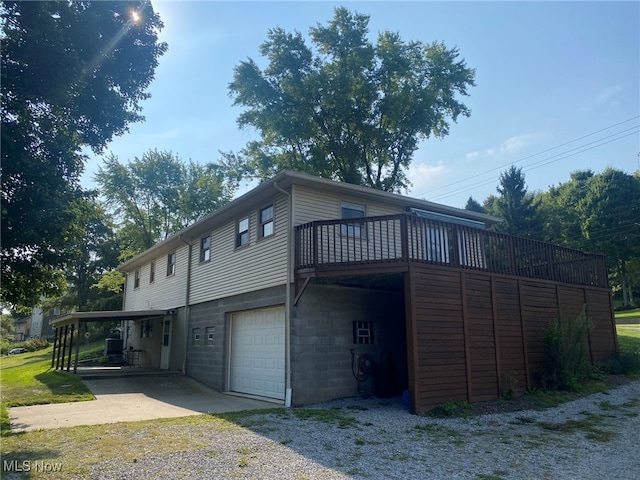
(230, 307, 285, 400)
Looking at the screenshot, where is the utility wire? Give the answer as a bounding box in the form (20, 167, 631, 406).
(427, 127, 639, 202)
(418, 115, 639, 199)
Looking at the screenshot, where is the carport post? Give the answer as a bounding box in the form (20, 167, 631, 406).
(51, 327, 59, 368)
(73, 321, 81, 373)
(58, 325, 68, 370)
(66, 324, 75, 372)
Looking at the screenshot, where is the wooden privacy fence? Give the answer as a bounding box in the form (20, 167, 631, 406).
(295, 214, 609, 288)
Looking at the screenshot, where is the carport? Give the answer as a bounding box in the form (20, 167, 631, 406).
(49, 310, 174, 373)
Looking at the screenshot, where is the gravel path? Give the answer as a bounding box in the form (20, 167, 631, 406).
(93, 380, 640, 480)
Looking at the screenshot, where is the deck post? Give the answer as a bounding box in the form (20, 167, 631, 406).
(66, 324, 75, 372)
(51, 327, 59, 368)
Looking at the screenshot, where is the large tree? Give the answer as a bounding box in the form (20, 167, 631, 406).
(1, 1, 167, 309)
(225, 7, 475, 192)
(485, 166, 541, 238)
(96, 150, 234, 256)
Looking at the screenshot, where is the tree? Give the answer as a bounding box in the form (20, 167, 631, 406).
(578, 168, 640, 306)
(464, 196, 485, 213)
(224, 7, 475, 193)
(486, 166, 541, 238)
(1, 1, 167, 309)
(538, 170, 594, 249)
(96, 150, 234, 255)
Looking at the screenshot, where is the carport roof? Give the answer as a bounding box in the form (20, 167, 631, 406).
(50, 310, 173, 328)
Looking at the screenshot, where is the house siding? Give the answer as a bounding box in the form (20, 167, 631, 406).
(189, 194, 288, 306)
(292, 185, 403, 226)
(124, 245, 189, 311)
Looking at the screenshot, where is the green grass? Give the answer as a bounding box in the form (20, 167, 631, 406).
(615, 308, 640, 322)
(0, 346, 95, 436)
(617, 325, 640, 352)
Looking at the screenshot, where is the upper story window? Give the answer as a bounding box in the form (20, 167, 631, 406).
(167, 252, 176, 276)
(149, 261, 155, 284)
(341, 203, 366, 238)
(259, 204, 274, 238)
(134, 269, 141, 289)
(237, 216, 249, 248)
(200, 235, 211, 262)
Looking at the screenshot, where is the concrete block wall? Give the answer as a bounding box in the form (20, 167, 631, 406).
(186, 285, 286, 392)
(291, 283, 406, 406)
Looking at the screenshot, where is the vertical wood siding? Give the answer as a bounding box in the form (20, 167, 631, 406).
(124, 246, 189, 311)
(188, 194, 288, 305)
(407, 265, 617, 414)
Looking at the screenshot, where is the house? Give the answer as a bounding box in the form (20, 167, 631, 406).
(50, 171, 618, 414)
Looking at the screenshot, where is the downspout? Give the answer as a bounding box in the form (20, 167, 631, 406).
(179, 235, 193, 375)
(274, 181, 292, 407)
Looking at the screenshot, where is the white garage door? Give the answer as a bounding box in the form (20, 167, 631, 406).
(229, 306, 285, 400)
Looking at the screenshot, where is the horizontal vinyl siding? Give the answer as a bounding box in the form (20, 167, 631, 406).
(292, 185, 403, 226)
(189, 194, 288, 305)
(124, 245, 189, 311)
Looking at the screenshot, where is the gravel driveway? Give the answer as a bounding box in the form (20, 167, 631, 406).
(93, 380, 640, 480)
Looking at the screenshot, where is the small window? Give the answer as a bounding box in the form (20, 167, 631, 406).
(259, 205, 274, 238)
(167, 252, 176, 276)
(192, 328, 201, 346)
(237, 216, 249, 247)
(149, 261, 155, 284)
(206, 327, 215, 346)
(200, 235, 211, 262)
(341, 204, 366, 238)
(353, 321, 374, 345)
(134, 269, 141, 289)
(53, 306, 61, 316)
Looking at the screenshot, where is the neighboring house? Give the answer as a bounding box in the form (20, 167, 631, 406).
(50, 171, 617, 414)
(13, 316, 31, 342)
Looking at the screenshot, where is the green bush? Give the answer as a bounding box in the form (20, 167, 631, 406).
(1, 337, 49, 355)
(430, 399, 473, 418)
(543, 308, 593, 391)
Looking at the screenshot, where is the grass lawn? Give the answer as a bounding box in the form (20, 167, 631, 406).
(0, 345, 95, 436)
(615, 308, 640, 323)
(616, 324, 640, 354)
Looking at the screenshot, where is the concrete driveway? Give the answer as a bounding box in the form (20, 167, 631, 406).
(9, 374, 279, 432)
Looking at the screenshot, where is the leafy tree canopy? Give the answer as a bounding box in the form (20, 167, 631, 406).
(96, 150, 235, 256)
(1, 1, 167, 309)
(224, 7, 475, 193)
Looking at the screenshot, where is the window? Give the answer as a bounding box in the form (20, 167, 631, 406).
(192, 328, 201, 346)
(53, 306, 61, 316)
(167, 252, 176, 276)
(205, 327, 215, 346)
(134, 269, 141, 289)
(341, 204, 366, 237)
(149, 261, 155, 284)
(426, 225, 450, 263)
(200, 235, 211, 262)
(236, 216, 249, 247)
(259, 205, 274, 238)
(353, 321, 374, 344)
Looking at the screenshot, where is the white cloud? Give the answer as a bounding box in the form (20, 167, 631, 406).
(579, 84, 629, 112)
(466, 133, 535, 160)
(407, 162, 447, 194)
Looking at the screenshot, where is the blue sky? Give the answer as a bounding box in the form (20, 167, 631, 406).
(84, 1, 640, 209)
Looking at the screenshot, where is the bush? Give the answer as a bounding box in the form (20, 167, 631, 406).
(598, 352, 640, 376)
(543, 308, 593, 391)
(430, 400, 473, 418)
(1, 337, 49, 355)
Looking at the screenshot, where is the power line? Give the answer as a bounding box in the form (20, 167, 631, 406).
(426, 127, 639, 202)
(413, 115, 640, 201)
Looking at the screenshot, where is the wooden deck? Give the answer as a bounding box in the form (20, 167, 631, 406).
(295, 214, 617, 414)
(295, 214, 609, 288)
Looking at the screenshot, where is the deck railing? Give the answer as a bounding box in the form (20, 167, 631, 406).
(294, 214, 609, 288)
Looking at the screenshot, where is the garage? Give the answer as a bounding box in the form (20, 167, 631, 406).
(229, 306, 286, 401)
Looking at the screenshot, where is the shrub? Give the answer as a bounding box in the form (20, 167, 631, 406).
(1, 337, 49, 355)
(430, 400, 473, 418)
(543, 307, 593, 391)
